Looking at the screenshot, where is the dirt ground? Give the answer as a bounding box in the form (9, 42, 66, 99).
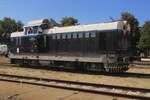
(0, 81, 130, 100)
(0, 56, 9, 64)
(129, 65, 150, 74)
(0, 57, 149, 100)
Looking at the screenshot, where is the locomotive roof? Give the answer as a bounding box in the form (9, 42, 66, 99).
(26, 19, 50, 27)
(44, 21, 127, 34)
(11, 20, 128, 37)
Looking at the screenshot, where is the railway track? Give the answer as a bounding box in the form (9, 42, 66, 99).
(1, 63, 150, 79)
(100, 72, 150, 79)
(131, 61, 150, 67)
(0, 73, 150, 99)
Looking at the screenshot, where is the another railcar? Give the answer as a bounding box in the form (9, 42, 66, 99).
(10, 19, 131, 73)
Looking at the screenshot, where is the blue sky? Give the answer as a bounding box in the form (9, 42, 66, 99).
(0, 0, 150, 25)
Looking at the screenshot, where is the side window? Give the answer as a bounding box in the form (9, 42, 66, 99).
(28, 28, 33, 34)
(62, 34, 66, 39)
(56, 34, 61, 39)
(67, 33, 71, 39)
(78, 33, 83, 38)
(90, 32, 96, 38)
(33, 26, 38, 34)
(85, 32, 90, 38)
(52, 34, 56, 39)
(73, 33, 77, 39)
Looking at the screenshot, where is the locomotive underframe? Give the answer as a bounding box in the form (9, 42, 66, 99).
(10, 53, 129, 73)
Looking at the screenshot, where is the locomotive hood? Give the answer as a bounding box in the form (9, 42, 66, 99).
(44, 21, 129, 34)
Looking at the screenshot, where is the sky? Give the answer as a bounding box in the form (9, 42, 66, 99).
(0, 0, 150, 26)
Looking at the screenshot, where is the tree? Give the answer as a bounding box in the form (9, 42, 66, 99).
(1, 17, 23, 33)
(0, 20, 3, 34)
(121, 12, 140, 53)
(60, 16, 78, 26)
(16, 21, 24, 31)
(138, 21, 150, 56)
(0, 17, 23, 44)
(49, 18, 60, 27)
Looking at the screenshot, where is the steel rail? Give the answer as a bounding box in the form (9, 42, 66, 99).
(0, 73, 150, 99)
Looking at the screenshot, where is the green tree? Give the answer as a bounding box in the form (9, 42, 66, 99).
(0, 20, 3, 34)
(1, 17, 23, 33)
(16, 21, 24, 31)
(121, 12, 140, 53)
(0, 17, 23, 44)
(138, 21, 150, 56)
(49, 18, 60, 27)
(60, 16, 78, 26)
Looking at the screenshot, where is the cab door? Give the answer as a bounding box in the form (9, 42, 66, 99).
(36, 35, 49, 53)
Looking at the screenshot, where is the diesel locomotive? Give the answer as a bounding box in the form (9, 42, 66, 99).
(9, 19, 131, 73)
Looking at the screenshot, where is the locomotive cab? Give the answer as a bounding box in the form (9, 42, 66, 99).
(24, 18, 50, 35)
(24, 26, 42, 35)
(10, 19, 50, 54)
(24, 19, 50, 53)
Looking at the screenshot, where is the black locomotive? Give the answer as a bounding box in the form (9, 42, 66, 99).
(10, 19, 131, 73)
